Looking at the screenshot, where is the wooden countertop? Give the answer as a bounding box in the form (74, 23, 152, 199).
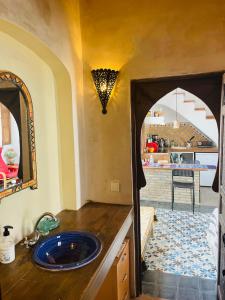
(0, 202, 133, 300)
(169, 147, 218, 153)
(143, 147, 218, 154)
(143, 163, 214, 171)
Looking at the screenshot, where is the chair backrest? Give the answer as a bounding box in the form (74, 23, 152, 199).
(172, 169, 194, 178)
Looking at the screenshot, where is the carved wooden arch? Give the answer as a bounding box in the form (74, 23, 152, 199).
(131, 71, 223, 295)
(0, 71, 37, 199)
(132, 72, 222, 191)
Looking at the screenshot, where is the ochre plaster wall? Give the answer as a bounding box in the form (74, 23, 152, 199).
(79, 0, 225, 204)
(0, 32, 61, 242)
(1, 0, 225, 220)
(0, 0, 84, 241)
(0, 0, 85, 211)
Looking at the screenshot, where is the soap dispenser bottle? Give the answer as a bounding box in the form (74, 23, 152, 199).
(0, 225, 15, 264)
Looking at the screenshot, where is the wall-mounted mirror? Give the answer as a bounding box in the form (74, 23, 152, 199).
(0, 71, 37, 199)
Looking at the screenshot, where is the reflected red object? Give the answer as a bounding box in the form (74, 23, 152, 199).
(146, 142, 158, 153)
(0, 147, 18, 179)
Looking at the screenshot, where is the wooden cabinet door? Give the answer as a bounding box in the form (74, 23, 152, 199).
(116, 240, 130, 300)
(95, 240, 130, 300)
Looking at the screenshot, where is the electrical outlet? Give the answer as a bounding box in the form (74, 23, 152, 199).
(110, 180, 120, 192)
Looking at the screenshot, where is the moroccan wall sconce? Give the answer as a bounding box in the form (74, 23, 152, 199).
(91, 68, 119, 114)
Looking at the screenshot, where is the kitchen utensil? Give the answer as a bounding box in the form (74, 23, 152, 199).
(151, 135, 159, 142)
(159, 138, 165, 149)
(186, 136, 195, 148)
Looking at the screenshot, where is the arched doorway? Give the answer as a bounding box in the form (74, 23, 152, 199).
(140, 87, 219, 299)
(131, 72, 223, 297)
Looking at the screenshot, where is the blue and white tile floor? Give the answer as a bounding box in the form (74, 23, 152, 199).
(144, 208, 217, 279)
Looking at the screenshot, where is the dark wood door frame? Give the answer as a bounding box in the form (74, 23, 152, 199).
(131, 71, 224, 295)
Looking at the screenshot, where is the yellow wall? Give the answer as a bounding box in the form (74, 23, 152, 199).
(0, 0, 83, 241)
(1, 0, 225, 239)
(0, 31, 61, 242)
(79, 0, 225, 204)
(0, 0, 84, 208)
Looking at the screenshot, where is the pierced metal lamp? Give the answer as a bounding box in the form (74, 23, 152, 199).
(91, 68, 119, 114)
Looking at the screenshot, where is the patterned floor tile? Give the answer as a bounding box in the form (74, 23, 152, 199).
(144, 208, 217, 279)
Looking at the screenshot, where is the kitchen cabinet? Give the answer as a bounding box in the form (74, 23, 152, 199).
(195, 152, 218, 186)
(95, 239, 130, 300)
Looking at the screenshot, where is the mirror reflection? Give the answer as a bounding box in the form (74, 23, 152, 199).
(0, 103, 20, 190)
(0, 71, 37, 197)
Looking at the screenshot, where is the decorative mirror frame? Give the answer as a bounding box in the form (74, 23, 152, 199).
(0, 71, 37, 199)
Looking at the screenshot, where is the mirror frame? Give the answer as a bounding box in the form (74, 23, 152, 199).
(0, 71, 37, 199)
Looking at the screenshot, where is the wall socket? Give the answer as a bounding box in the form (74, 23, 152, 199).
(110, 180, 120, 192)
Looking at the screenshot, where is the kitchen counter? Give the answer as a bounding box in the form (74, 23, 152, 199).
(0, 203, 133, 300)
(143, 147, 218, 154)
(143, 163, 216, 171)
(169, 147, 218, 153)
(141, 166, 201, 204)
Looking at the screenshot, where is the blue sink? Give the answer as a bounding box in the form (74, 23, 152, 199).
(33, 231, 102, 271)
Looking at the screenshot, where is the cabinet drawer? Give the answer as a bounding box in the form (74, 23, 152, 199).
(95, 239, 130, 300)
(116, 240, 129, 300)
(118, 271, 129, 300)
(116, 240, 129, 281)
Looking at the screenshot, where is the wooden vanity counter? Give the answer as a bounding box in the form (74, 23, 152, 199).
(0, 202, 133, 300)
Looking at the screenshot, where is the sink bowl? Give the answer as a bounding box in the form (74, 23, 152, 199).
(33, 231, 102, 271)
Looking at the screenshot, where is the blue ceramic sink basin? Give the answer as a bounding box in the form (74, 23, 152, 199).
(33, 231, 101, 271)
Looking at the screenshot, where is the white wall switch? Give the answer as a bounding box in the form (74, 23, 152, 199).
(110, 180, 120, 192)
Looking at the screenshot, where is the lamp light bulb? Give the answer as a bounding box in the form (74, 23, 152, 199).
(100, 83, 107, 92)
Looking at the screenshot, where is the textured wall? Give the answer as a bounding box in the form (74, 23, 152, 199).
(0, 32, 61, 242)
(0, 1, 84, 241)
(0, 0, 85, 208)
(80, 0, 225, 204)
(0, 0, 225, 212)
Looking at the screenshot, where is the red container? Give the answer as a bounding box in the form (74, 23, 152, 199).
(146, 142, 158, 153)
